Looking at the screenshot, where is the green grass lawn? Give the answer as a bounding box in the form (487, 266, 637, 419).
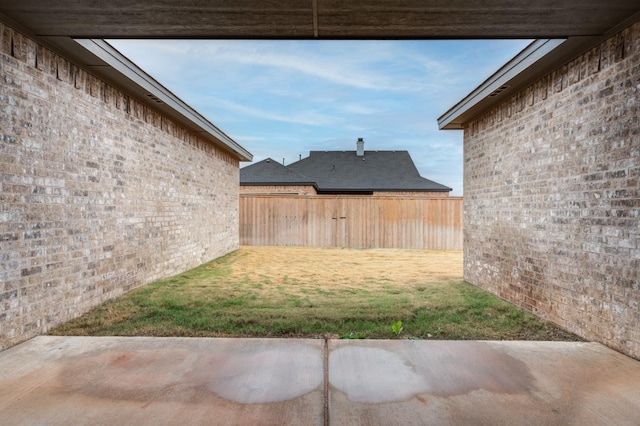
(50, 247, 581, 341)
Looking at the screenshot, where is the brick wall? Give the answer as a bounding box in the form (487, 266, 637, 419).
(240, 185, 317, 195)
(372, 191, 449, 197)
(464, 22, 639, 359)
(0, 23, 240, 350)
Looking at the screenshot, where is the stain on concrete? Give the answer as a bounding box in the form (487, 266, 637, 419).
(329, 347, 429, 403)
(59, 348, 194, 403)
(329, 340, 640, 425)
(0, 337, 327, 425)
(329, 340, 536, 404)
(55, 341, 324, 406)
(415, 341, 536, 397)
(189, 343, 323, 404)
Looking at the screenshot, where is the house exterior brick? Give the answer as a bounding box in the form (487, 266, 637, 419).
(0, 23, 241, 350)
(240, 185, 318, 195)
(371, 191, 449, 197)
(463, 22, 639, 359)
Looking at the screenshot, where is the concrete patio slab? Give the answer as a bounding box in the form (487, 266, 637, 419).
(328, 340, 640, 426)
(1, 336, 639, 425)
(0, 336, 324, 426)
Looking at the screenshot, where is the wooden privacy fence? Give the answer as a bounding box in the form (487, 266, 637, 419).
(240, 195, 463, 249)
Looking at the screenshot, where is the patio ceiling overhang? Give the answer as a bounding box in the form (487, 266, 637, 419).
(1, 1, 639, 40)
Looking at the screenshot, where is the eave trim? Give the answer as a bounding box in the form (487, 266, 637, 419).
(437, 38, 566, 130)
(74, 38, 253, 161)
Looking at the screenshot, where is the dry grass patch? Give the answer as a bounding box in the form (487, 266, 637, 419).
(224, 246, 462, 306)
(50, 246, 580, 341)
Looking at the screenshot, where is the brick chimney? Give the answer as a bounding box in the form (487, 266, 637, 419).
(356, 138, 364, 156)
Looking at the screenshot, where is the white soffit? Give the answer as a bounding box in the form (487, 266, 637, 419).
(73, 38, 253, 161)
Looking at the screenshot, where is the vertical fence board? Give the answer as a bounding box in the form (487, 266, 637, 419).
(240, 195, 463, 250)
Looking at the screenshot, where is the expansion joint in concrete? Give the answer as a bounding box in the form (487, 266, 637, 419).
(323, 337, 330, 426)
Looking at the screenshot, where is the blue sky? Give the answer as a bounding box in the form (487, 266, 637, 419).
(108, 39, 531, 196)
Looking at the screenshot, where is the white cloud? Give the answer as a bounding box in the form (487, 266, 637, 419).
(205, 96, 339, 127)
(111, 39, 451, 93)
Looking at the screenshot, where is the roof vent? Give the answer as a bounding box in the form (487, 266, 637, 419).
(488, 85, 510, 97)
(356, 138, 364, 157)
(145, 93, 163, 104)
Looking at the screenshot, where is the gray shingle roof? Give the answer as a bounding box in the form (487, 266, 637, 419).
(287, 151, 451, 193)
(240, 158, 315, 186)
(241, 151, 451, 193)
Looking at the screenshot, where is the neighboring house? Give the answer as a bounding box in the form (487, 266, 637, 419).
(239, 158, 318, 195)
(240, 139, 459, 250)
(241, 138, 452, 196)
